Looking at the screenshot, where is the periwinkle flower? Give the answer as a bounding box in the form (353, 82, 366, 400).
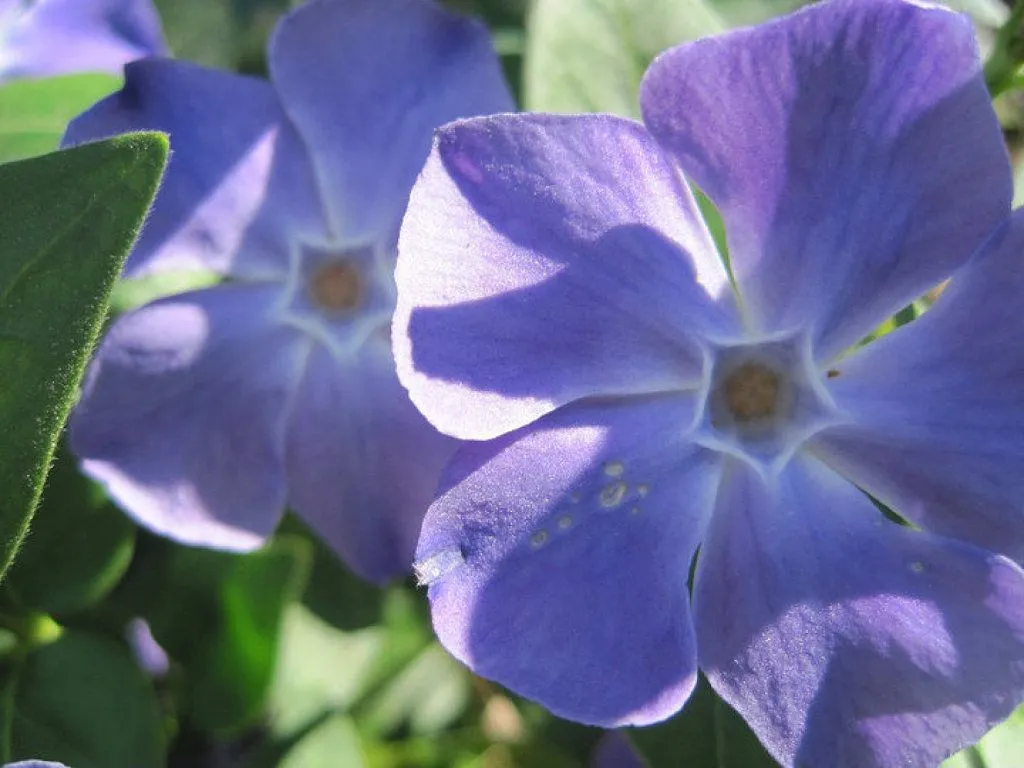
(591, 731, 646, 768)
(395, 0, 1024, 763)
(0, 0, 166, 83)
(3, 762, 70, 768)
(63, 0, 512, 582)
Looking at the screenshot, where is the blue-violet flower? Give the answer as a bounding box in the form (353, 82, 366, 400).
(0, 0, 165, 83)
(395, 0, 1024, 764)
(64, 0, 513, 582)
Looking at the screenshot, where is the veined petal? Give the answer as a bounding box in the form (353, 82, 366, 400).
(695, 457, 1024, 768)
(811, 211, 1024, 564)
(70, 285, 307, 550)
(62, 58, 328, 279)
(417, 394, 720, 726)
(640, 0, 1010, 361)
(395, 113, 738, 441)
(285, 339, 457, 584)
(268, 0, 513, 243)
(0, 0, 166, 82)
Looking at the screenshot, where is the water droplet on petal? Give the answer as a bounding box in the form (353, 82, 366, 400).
(603, 460, 625, 477)
(530, 530, 549, 548)
(557, 515, 573, 530)
(600, 481, 628, 508)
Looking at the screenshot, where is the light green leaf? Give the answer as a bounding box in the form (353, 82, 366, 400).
(268, 603, 386, 738)
(0, 74, 121, 163)
(523, 0, 725, 116)
(279, 714, 365, 768)
(357, 643, 471, 737)
(944, 705, 1024, 767)
(0, 133, 168, 583)
(5, 630, 164, 767)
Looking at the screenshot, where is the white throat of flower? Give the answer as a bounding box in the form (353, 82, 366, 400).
(692, 331, 842, 475)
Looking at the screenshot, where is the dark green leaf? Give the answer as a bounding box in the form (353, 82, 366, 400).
(0, 74, 121, 163)
(6, 630, 164, 768)
(632, 675, 778, 768)
(0, 133, 168, 583)
(3, 442, 134, 615)
(145, 538, 311, 732)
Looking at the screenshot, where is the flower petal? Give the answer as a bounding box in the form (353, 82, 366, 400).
(0, 0, 166, 82)
(811, 212, 1024, 564)
(62, 58, 328, 279)
(640, 0, 1010, 361)
(284, 338, 457, 584)
(268, 0, 514, 243)
(395, 113, 737, 441)
(417, 394, 721, 726)
(70, 285, 306, 550)
(695, 456, 1024, 768)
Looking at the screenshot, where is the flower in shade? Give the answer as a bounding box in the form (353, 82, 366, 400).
(3, 763, 70, 768)
(0, 0, 166, 83)
(63, 0, 513, 583)
(590, 731, 646, 768)
(395, 0, 1024, 763)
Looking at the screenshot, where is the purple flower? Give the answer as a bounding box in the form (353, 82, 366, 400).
(3, 763, 70, 768)
(126, 617, 169, 676)
(0, 0, 166, 83)
(395, 0, 1024, 763)
(590, 731, 646, 768)
(63, 0, 513, 583)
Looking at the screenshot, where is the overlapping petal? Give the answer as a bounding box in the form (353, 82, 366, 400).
(284, 339, 457, 584)
(395, 113, 739, 440)
(268, 0, 514, 243)
(695, 457, 1024, 768)
(811, 212, 1024, 564)
(418, 394, 721, 726)
(62, 58, 328, 279)
(0, 0, 165, 82)
(70, 285, 307, 550)
(640, 0, 1010, 361)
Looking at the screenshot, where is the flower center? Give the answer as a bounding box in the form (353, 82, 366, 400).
(722, 363, 780, 422)
(309, 259, 361, 313)
(693, 333, 840, 468)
